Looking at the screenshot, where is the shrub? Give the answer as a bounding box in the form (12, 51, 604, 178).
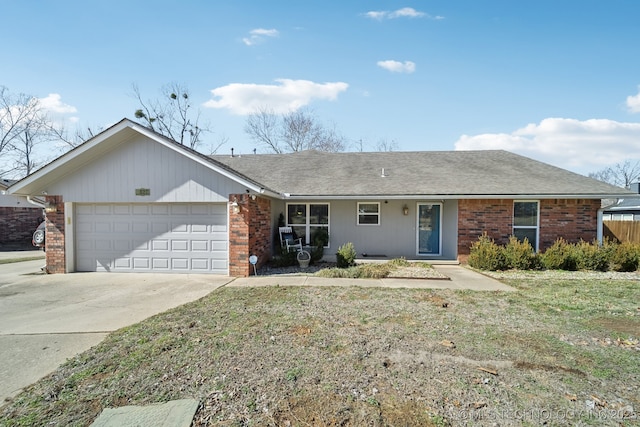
(467, 233, 507, 271)
(271, 246, 298, 267)
(611, 241, 640, 272)
(540, 238, 577, 271)
(503, 236, 537, 270)
(574, 240, 609, 272)
(358, 263, 391, 278)
(315, 266, 361, 278)
(310, 228, 329, 263)
(336, 242, 357, 268)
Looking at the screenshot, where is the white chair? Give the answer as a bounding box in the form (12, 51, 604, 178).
(279, 226, 303, 252)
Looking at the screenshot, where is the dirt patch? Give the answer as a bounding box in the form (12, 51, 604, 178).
(513, 361, 586, 377)
(591, 317, 640, 335)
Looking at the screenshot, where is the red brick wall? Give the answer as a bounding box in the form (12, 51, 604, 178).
(228, 194, 272, 277)
(458, 198, 601, 260)
(0, 206, 43, 244)
(44, 196, 65, 274)
(539, 199, 599, 249)
(458, 199, 513, 257)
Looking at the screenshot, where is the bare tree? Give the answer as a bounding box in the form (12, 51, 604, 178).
(244, 107, 345, 153)
(375, 138, 399, 152)
(244, 108, 281, 152)
(9, 114, 55, 176)
(0, 86, 41, 158)
(589, 160, 640, 188)
(132, 83, 211, 150)
(0, 86, 63, 178)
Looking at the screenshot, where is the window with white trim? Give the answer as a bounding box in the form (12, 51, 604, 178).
(513, 200, 539, 250)
(357, 202, 380, 225)
(286, 203, 329, 246)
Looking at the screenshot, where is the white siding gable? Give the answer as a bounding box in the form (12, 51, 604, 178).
(45, 135, 247, 203)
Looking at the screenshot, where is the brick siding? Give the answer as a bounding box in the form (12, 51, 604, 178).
(0, 206, 43, 244)
(44, 196, 65, 274)
(539, 199, 599, 248)
(228, 194, 272, 277)
(458, 198, 600, 261)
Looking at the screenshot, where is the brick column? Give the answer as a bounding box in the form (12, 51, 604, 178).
(228, 194, 272, 277)
(44, 196, 65, 274)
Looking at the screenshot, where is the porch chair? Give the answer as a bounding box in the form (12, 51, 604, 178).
(279, 226, 303, 252)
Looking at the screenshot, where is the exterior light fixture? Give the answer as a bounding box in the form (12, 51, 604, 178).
(230, 198, 240, 214)
(44, 202, 59, 213)
(402, 204, 409, 216)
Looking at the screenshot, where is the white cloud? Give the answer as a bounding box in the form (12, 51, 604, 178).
(242, 28, 279, 46)
(377, 60, 416, 73)
(364, 7, 442, 20)
(626, 86, 640, 113)
(204, 79, 349, 115)
(38, 93, 77, 114)
(454, 117, 640, 174)
(390, 7, 425, 18)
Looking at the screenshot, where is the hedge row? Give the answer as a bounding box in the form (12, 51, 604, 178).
(468, 234, 640, 272)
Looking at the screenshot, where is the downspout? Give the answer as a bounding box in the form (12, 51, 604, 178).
(597, 207, 604, 245)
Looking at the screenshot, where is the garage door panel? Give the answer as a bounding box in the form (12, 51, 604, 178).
(113, 205, 130, 214)
(76, 203, 228, 274)
(152, 240, 169, 251)
(132, 223, 149, 233)
(152, 258, 170, 269)
(191, 240, 209, 251)
(94, 205, 112, 215)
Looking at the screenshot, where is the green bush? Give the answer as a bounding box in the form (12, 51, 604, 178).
(503, 236, 537, 270)
(540, 238, 577, 271)
(574, 240, 609, 272)
(611, 241, 640, 272)
(467, 233, 507, 271)
(310, 228, 329, 263)
(336, 242, 357, 268)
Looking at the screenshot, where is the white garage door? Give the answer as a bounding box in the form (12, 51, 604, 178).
(75, 203, 228, 274)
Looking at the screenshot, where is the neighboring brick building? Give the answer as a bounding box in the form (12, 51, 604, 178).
(0, 179, 43, 247)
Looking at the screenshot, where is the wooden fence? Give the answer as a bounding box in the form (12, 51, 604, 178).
(603, 220, 640, 243)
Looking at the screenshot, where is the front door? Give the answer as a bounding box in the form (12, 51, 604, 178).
(417, 203, 441, 256)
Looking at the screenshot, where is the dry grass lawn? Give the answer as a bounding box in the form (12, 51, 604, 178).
(1, 271, 639, 426)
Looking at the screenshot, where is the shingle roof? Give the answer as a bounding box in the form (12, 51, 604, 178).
(211, 149, 630, 198)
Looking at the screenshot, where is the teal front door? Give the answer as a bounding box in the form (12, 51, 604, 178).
(417, 203, 441, 255)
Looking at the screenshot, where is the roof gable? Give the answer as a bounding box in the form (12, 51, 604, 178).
(8, 119, 269, 197)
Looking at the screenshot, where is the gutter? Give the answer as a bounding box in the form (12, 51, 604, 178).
(26, 195, 46, 209)
(278, 193, 634, 201)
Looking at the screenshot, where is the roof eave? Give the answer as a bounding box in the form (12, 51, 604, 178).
(279, 193, 632, 200)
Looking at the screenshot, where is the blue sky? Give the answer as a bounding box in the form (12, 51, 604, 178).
(2, 1, 640, 177)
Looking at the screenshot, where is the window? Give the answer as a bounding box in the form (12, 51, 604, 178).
(286, 203, 329, 246)
(513, 201, 539, 250)
(357, 202, 380, 225)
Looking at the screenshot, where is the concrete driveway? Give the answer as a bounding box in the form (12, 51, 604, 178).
(0, 259, 232, 403)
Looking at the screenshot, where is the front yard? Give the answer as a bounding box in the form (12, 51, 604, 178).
(1, 271, 638, 426)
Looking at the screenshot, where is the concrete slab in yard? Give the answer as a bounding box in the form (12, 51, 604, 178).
(90, 399, 199, 427)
